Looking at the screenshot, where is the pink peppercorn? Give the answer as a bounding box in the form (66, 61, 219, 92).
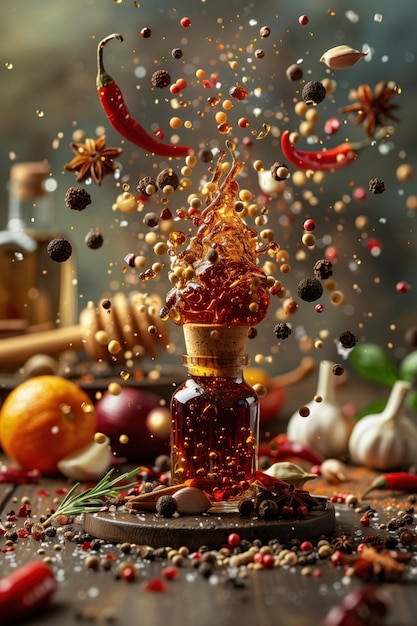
(227, 532, 241, 547)
(360, 514, 370, 527)
(262, 554, 275, 568)
(180, 17, 192, 27)
(122, 566, 136, 582)
(300, 541, 313, 552)
(353, 186, 367, 201)
(324, 117, 341, 135)
(315, 303, 324, 313)
(298, 15, 309, 25)
(303, 218, 316, 231)
(396, 280, 411, 294)
(140, 27, 152, 38)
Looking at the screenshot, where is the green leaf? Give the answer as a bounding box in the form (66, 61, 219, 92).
(399, 351, 417, 383)
(355, 398, 387, 420)
(349, 343, 398, 387)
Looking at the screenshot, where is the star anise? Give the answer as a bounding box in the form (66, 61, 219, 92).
(64, 135, 123, 185)
(331, 533, 355, 553)
(339, 80, 400, 138)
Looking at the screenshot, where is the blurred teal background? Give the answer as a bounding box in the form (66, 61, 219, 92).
(0, 0, 416, 373)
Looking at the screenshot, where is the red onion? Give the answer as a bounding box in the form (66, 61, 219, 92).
(95, 387, 170, 462)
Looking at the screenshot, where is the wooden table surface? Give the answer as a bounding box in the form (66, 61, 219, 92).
(0, 372, 416, 625)
(1, 454, 417, 626)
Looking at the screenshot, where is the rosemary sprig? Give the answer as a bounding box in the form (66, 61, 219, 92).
(42, 467, 140, 527)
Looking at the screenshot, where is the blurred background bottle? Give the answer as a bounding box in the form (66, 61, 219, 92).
(0, 162, 77, 334)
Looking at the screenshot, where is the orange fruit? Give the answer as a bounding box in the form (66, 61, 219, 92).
(0, 375, 97, 474)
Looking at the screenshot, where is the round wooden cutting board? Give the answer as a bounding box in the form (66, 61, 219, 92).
(83, 499, 335, 550)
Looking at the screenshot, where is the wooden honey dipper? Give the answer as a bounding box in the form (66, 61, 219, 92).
(0, 292, 169, 366)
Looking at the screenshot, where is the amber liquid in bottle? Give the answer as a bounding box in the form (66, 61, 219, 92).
(171, 354, 259, 501)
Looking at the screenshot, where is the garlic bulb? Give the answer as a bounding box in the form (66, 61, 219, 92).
(57, 435, 112, 481)
(172, 487, 212, 515)
(349, 380, 417, 471)
(286, 360, 353, 459)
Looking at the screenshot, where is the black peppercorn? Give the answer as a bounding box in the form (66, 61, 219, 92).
(151, 69, 171, 89)
(297, 277, 323, 302)
(273, 322, 292, 340)
(302, 80, 326, 105)
(47, 237, 72, 262)
(65, 186, 92, 211)
(143, 212, 159, 228)
(313, 259, 333, 280)
(258, 499, 279, 520)
(198, 148, 214, 163)
(156, 168, 179, 191)
(137, 175, 157, 196)
(84, 229, 104, 250)
(332, 363, 344, 376)
(171, 48, 183, 59)
(339, 330, 358, 349)
(286, 64, 304, 82)
(238, 498, 255, 516)
(155, 495, 178, 518)
(270, 162, 289, 181)
(369, 177, 385, 194)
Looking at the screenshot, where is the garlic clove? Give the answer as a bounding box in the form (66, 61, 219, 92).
(319, 458, 348, 484)
(57, 436, 112, 481)
(264, 462, 318, 489)
(320, 45, 368, 70)
(172, 487, 213, 515)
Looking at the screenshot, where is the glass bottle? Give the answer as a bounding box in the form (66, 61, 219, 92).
(170, 324, 259, 502)
(0, 162, 77, 331)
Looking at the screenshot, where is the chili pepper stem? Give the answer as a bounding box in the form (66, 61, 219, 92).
(96, 33, 123, 89)
(348, 126, 394, 152)
(361, 476, 388, 499)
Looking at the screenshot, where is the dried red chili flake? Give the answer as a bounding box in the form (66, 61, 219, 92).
(18, 528, 30, 539)
(2, 546, 15, 553)
(55, 488, 69, 495)
(360, 514, 371, 527)
(37, 490, 50, 497)
(144, 577, 168, 592)
(82, 541, 92, 551)
(162, 566, 179, 580)
(17, 504, 30, 518)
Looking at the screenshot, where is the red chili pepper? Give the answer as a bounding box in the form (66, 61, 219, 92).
(268, 436, 324, 466)
(281, 130, 357, 171)
(0, 561, 56, 624)
(97, 34, 193, 158)
(281, 127, 392, 172)
(362, 472, 417, 498)
(0, 466, 40, 484)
